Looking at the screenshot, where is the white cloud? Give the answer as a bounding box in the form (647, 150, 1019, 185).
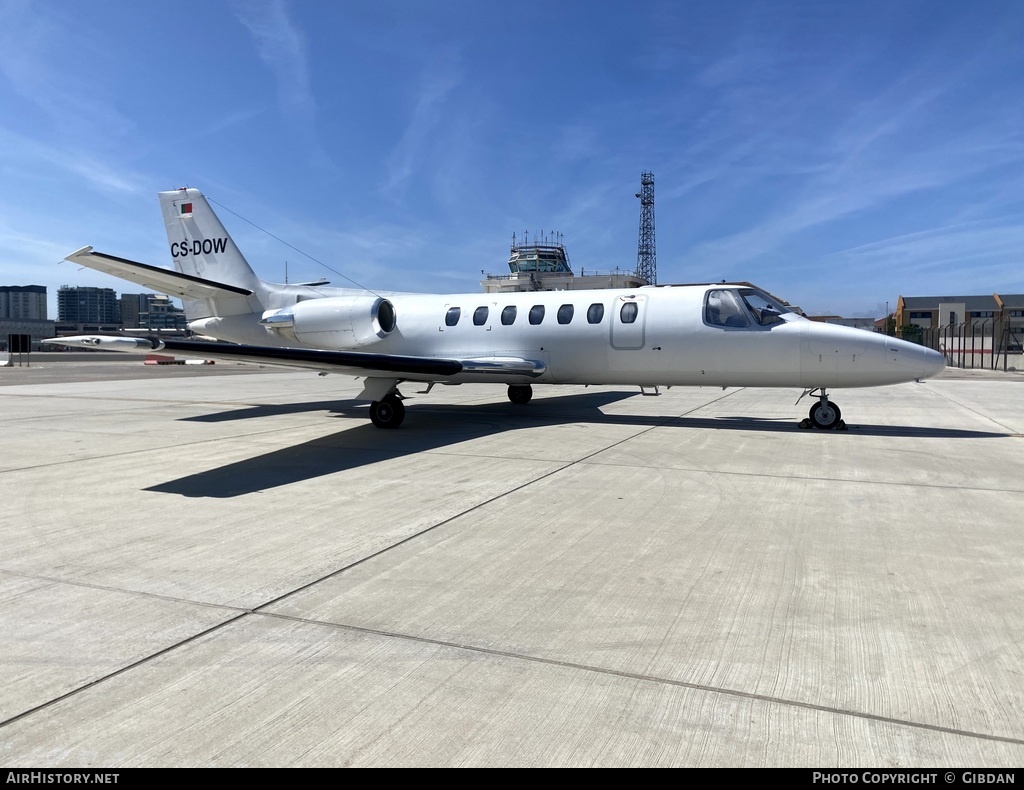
(0, 128, 146, 195)
(232, 0, 334, 171)
(383, 52, 462, 199)
(233, 0, 314, 120)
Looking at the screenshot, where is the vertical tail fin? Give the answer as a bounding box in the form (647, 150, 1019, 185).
(159, 188, 265, 319)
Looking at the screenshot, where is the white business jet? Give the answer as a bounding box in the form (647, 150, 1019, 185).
(47, 188, 945, 429)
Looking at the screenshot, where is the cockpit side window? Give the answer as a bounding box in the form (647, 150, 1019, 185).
(705, 290, 750, 327)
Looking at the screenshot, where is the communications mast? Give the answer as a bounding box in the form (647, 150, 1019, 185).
(635, 171, 657, 285)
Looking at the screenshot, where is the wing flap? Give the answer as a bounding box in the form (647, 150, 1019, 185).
(64, 247, 252, 299)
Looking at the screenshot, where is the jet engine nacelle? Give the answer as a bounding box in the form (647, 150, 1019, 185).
(262, 296, 397, 349)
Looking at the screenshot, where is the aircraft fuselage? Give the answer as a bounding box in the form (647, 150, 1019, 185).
(193, 283, 945, 390)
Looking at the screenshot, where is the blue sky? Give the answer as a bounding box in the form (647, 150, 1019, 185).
(1, 0, 1022, 318)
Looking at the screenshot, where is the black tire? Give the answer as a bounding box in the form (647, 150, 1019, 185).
(809, 400, 841, 430)
(370, 395, 405, 428)
(507, 385, 533, 405)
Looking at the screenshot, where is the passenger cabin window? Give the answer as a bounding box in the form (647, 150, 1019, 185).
(501, 305, 517, 325)
(705, 290, 750, 328)
(473, 306, 489, 326)
(529, 305, 545, 325)
(557, 304, 574, 324)
(619, 302, 639, 324)
(445, 306, 461, 326)
(587, 303, 605, 324)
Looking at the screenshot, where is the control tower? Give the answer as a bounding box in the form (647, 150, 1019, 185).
(481, 231, 650, 294)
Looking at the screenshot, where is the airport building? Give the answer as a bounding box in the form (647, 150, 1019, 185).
(0, 318, 56, 352)
(0, 285, 47, 320)
(58, 286, 120, 324)
(52, 321, 125, 337)
(481, 234, 649, 294)
(119, 293, 147, 328)
(0, 286, 52, 353)
(896, 292, 1024, 367)
(121, 293, 187, 330)
(46, 289, 188, 340)
(896, 293, 1024, 330)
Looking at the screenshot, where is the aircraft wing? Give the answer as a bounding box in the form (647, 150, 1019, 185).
(65, 247, 253, 299)
(44, 336, 464, 377)
(44, 336, 548, 380)
(162, 339, 467, 376)
(45, 336, 550, 380)
(161, 343, 544, 377)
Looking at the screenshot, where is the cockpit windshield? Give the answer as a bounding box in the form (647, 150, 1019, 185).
(705, 288, 791, 328)
(738, 288, 790, 326)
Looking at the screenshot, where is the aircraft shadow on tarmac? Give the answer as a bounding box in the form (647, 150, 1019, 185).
(183, 400, 350, 422)
(148, 390, 1010, 498)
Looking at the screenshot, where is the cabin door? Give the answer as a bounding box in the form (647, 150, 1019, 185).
(610, 295, 648, 350)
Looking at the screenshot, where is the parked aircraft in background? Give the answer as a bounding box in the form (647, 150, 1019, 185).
(46, 188, 945, 429)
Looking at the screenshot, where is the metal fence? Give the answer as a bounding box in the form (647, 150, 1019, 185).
(894, 320, 1023, 371)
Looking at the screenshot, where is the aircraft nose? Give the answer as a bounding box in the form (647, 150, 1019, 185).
(887, 337, 946, 379)
(921, 345, 946, 378)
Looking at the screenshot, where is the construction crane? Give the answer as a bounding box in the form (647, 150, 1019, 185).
(635, 171, 656, 285)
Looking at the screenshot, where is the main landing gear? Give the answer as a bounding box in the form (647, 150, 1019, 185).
(369, 393, 405, 429)
(507, 384, 533, 405)
(799, 388, 845, 430)
(368, 384, 532, 428)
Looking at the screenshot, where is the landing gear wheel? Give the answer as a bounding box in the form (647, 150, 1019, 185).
(369, 394, 405, 429)
(508, 384, 533, 405)
(809, 400, 841, 430)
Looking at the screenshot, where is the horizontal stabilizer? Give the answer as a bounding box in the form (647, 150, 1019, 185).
(64, 247, 253, 300)
(42, 336, 159, 352)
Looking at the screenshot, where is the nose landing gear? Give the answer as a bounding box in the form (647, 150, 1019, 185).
(798, 388, 846, 430)
(809, 398, 842, 430)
